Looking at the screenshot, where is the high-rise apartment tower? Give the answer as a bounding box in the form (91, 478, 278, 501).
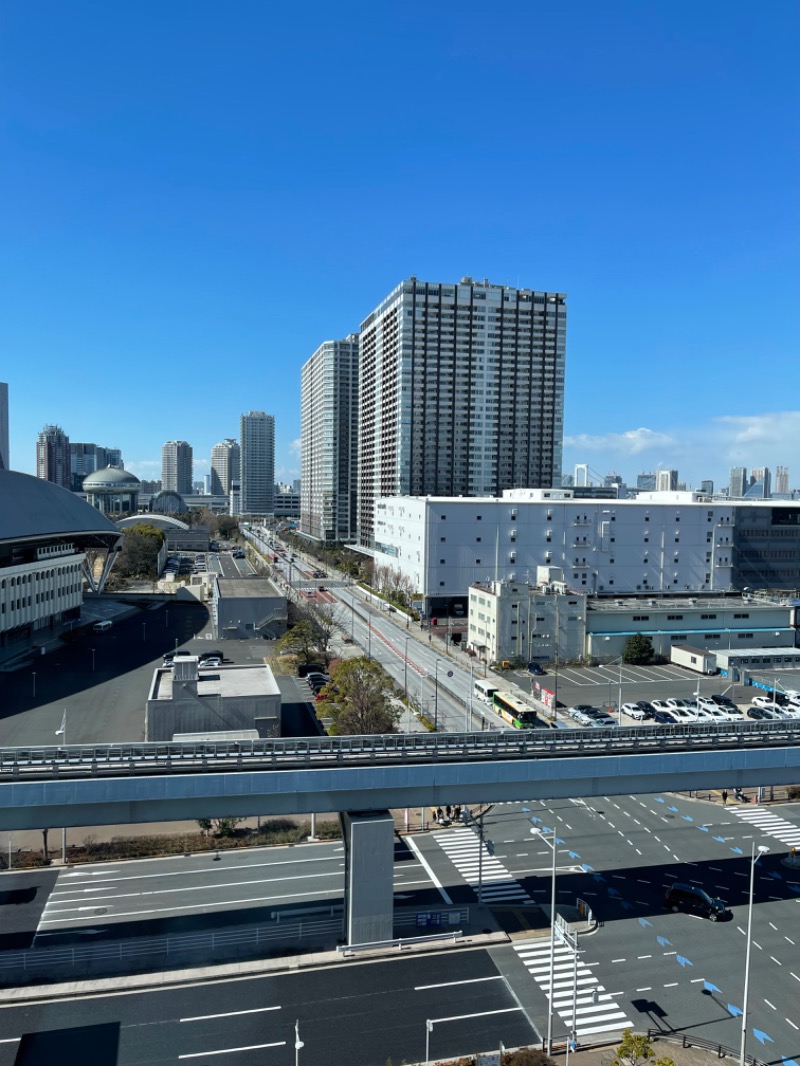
(239, 412, 275, 515)
(300, 334, 359, 543)
(36, 424, 71, 489)
(775, 466, 790, 495)
(357, 277, 566, 546)
(0, 383, 8, 470)
(210, 439, 240, 496)
(161, 440, 193, 495)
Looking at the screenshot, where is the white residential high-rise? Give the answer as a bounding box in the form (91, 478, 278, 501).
(210, 439, 240, 496)
(240, 411, 275, 516)
(775, 465, 790, 495)
(0, 382, 8, 470)
(161, 440, 193, 496)
(357, 277, 566, 547)
(36, 424, 70, 488)
(300, 334, 359, 543)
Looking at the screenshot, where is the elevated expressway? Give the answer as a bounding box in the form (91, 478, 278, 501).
(0, 720, 798, 832)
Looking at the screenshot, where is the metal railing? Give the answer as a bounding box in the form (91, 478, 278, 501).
(647, 1029, 768, 1066)
(0, 720, 797, 781)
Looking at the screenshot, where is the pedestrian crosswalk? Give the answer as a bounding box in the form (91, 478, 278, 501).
(731, 806, 800, 849)
(433, 827, 533, 904)
(514, 939, 632, 1039)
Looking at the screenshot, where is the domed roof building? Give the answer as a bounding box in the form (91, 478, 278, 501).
(0, 469, 122, 648)
(83, 466, 141, 516)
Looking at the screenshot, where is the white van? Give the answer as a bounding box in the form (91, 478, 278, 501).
(92, 620, 113, 632)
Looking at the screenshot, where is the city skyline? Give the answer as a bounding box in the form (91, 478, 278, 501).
(2, 3, 798, 490)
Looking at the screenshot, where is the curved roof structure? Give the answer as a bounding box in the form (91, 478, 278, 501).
(150, 489, 186, 514)
(117, 515, 190, 532)
(0, 470, 121, 545)
(83, 466, 141, 490)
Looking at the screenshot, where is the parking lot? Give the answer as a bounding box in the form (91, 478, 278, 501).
(509, 661, 800, 724)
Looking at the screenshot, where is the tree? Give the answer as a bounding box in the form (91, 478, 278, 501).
(276, 620, 320, 663)
(326, 657, 400, 735)
(610, 1029, 676, 1066)
(114, 524, 165, 579)
(622, 633, 654, 665)
(217, 515, 239, 539)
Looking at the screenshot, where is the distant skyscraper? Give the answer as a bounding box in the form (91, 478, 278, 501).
(161, 441, 193, 495)
(775, 465, 790, 494)
(656, 469, 678, 492)
(301, 334, 359, 543)
(700, 479, 714, 495)
(357, 276, 566, 546)
(210, 439, 240, 496)
(637, 472, 657, 491)
(750, 466, 772, 498)
(0, 382, 8, 470)
(729, 466, 747, 498)
(239, 412, 275, 515)
(69, 443, 124, 492)
(36, 424, 71, 489)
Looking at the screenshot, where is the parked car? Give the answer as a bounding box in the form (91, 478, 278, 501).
(198, 650, 224, 663)
(199, 656, 222, 668)
(780, 704, 800, 719)
(691, 708, 716, 722)
(664, 882, 727, 921)
(666, 698, 692, 712)
(711, 694, 737, 708)
(527, 662, 546, 676)
(622, 702, 647, 721)
(696, 696, 719, 712)
(704, 706, 733, 723)
(747, 706, 768, 720)
(635, 700, 656, 719)
(751, 695, 784, 709)
(653, 709, 678, 724)
(668, 707, 698, 724)
(567, 705, 597, 724)
(650, 700, 672, 713)
(297, 663, 326, 678)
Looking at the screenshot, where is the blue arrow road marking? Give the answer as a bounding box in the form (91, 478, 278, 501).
(713, 836, 726, 843)
(698, 826, 709, 832)
(769, 871, 782, 880)
(592, 873, 605, 882)
(621, 901, 634, 910)
(530, 816, 542, 824)
(727, 1005, 744, 1018)
(676, 955, 693, 968)
(668, 806, 679, 812)
(657, 936, 672, 947)
(703, 981, 721, 994)
(581, 864, 594, 873)
(730, 846, 744, 855)
(781, 1057, 799, 1066)
(752, 1030, 774, 1046)
(607, 887, 620, 897)
(568, 851, 581, 860)
(655, 797, 665, 803)
(639, 918, 653, 928)
(682, 815, 694, 822)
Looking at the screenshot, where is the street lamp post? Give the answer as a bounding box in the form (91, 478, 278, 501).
(404, 635, 410, 700)
(142, 622, 146, 643)
(294, 1019, 304, 1066)
(31, 672, 36, 699)
(90, 648, 95, 672)
(433, 659, 441, 730)
(740, 842, 769, 1066)
(531, 822, 559, 1054)
(425, 1019, 434, 1066)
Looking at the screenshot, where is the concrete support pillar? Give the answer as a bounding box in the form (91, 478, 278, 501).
(341, 810, 395, 946)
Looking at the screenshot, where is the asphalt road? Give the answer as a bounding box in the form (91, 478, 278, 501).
(417, 795, 800, 1060)
(29, 837, 444, 947)
(0, 950, 538, 1066)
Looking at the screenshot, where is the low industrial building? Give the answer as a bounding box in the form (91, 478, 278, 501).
(212, 577, 287, 640)
(146, 657, 281, 741)
(369, 488, 800, 615)
(468, 574, 797, 666)
(715, 646, 800, 680)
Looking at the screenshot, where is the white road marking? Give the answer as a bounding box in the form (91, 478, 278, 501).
(405, 835, 453, 905)
(764, 999, 776, 1010)
(415, 976, 503, 990)
(771, 957, 782, 966)
(181, 1007, 281, 1023)
(787, 1019, 799, 1031)
(180, 1043, 286, 1059)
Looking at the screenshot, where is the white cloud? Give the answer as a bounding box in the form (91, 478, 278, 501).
(563, 427, 675, 455)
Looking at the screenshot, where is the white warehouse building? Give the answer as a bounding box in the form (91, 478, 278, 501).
(372, 488, 742, 615)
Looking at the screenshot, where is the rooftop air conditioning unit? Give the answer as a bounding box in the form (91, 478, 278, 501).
(616, 599, 624, 606)
(649, 599, 657, 607)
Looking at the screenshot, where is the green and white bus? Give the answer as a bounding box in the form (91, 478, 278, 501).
(492, 690, 539, 729)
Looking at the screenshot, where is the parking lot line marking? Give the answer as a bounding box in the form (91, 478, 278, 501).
(764, 999, 776, 1010)
(786, 937, 796, 945)
(770, 957, 782, 966)
(664, 982, 679, 988)
(636, 987, 652, 992)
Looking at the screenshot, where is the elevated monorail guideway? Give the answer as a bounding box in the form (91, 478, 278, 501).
(0, 721, 798, 831)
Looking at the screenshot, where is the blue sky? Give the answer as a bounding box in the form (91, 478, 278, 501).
(2, 1, 798, 490)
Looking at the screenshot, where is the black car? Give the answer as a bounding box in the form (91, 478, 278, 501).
(711, 694, 737, 709)
(747, 706, 768, 720)
(665, 882, 727, 921)
(653, 709, 677, 724)
(527, 662, 546, 676)
(635, 700, 655, 719)
(297, 663, 326, 678)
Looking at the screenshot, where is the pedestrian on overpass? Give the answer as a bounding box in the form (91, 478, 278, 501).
(722, 789, 728, 806)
